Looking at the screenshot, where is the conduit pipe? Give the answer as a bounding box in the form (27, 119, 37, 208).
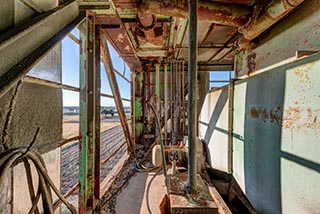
(239, 0, 305, 47)
(139, 0, 251, 27)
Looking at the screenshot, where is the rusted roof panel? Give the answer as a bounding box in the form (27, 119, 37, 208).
(201, 25, 238, 46)
(97, 15, 142, 70)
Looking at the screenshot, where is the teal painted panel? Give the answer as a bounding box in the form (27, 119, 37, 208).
(233, 53, 320, 214)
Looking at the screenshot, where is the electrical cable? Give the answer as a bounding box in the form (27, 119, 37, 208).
(147, 102, 167, 178)
(0, 147, 77, 214)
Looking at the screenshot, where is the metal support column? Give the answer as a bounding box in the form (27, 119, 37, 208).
(101, 34, 134, 153)
(79, 15, 100, 213)
(155, 63, 161, 142)
(155, 63, 161, 115)
(228, 80, 234, 174)
(187, 0, 198, 190)
(164, 64, 168, 145)
(93, 24, 101, 200)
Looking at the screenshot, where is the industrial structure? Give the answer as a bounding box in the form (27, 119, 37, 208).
(0, 0, 319, 213)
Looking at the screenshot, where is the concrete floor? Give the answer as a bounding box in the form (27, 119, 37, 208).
(115, 170, 166, 214)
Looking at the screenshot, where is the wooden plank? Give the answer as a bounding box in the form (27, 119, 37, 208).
(100, 153, 130, 197)
(208, 186, 232, 214)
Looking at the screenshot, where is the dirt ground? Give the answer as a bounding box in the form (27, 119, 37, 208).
(62, 115, 122, 138)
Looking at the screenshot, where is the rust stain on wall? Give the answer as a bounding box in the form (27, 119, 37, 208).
(249, 107, 282, 125)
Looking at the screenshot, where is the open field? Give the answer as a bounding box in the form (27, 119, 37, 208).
(62, 114, 123, 138)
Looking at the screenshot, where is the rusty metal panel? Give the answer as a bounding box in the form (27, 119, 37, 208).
(201, 25, 237, 46)
(233, 53, 320, 213)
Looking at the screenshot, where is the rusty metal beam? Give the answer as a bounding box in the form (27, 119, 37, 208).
(79, 15, 100, 213)
(101, 34, 134, 154)
(0, 1, 81, 99)
(94, 24, 101, 201)
(239, 0, 305, 47)
(139, 0, 251, 27)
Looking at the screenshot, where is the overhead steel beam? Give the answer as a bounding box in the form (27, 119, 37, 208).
(188, 0, 198, 191)
(0, 0, 81, 98)
(101, 34, 134, 154)
(139, 0, 251, 27)
(239, 0, 305, 47)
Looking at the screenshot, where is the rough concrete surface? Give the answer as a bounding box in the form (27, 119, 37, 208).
(0, 82, 62, 153)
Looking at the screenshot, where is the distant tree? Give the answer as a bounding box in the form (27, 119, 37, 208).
(102, 109, 114, 117)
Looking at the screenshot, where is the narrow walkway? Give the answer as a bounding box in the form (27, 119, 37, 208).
(115, 170, 166, 214)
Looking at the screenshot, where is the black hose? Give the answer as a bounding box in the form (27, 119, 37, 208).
(0, 148, 77, 214)
(147, 102, 167, 178)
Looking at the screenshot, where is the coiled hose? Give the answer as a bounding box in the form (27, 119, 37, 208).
(0, 147, 77, 214)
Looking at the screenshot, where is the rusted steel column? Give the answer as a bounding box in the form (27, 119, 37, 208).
(94, 24, 101, 200)
(100, 34, 134, 153)
(188, 0, 198, 190)
(79, 16, 96, 213)
(164, 64, 168, 145)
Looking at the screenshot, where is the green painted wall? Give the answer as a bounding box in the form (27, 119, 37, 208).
(233, 54, 320, 213)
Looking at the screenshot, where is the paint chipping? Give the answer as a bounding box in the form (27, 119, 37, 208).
(246, 51, 256, 74)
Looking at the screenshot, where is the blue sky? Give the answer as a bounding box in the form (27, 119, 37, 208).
(62, 28, 131, 107)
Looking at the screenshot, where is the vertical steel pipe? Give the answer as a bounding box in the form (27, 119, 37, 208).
(164, 64, 168, 145)
(182, 61, 185, 135)
(155, 63, 161, 141)
(155, 63, 161, 114)
(187, 0, 198, 190)
(228, 80, 234, 174)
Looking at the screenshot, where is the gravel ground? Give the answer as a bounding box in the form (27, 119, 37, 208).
(60, 125, 127, 213)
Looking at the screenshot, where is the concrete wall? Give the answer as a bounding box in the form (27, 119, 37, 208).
(199, 87, 229, 172)
(0, 39, 62, 212)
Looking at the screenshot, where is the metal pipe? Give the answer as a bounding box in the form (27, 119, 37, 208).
(155, 63, 161, 141)
(164, 64, 168, 145)
(227, 80, 234, 174)
(239, 0, 305, 47)
(182, 61, 185, 135)
(188, 0, 198, 190)
(139, 0, 250, 27)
